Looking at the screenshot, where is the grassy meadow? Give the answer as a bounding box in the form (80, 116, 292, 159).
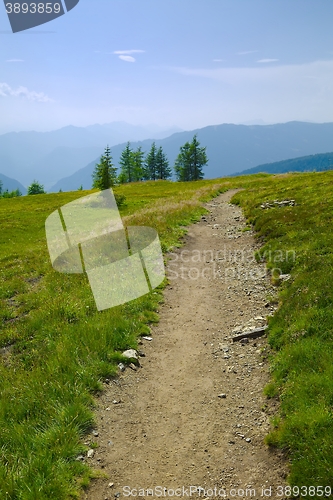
(231, 171, 333, 491)
(0, 172, 333, 498)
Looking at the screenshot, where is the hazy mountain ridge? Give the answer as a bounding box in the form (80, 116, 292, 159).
(0, 173, 27, 194)
(2, 121, 333, 192)
(50, 121, 333, 192)
(0, 122, 182, 189)
(235, 151, 333, 176)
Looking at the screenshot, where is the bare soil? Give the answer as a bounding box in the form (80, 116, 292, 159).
(82, 190, 288, 500)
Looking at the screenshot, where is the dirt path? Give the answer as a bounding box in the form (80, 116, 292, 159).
(83, 190, 288, 500)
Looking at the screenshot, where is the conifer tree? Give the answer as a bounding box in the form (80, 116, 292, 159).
(133, 146, 145, 181)
(92, 145, 117, 190)
(174, 135, 207, 181)
(144, 142, 157, 180)
(190, 134, 207, 181)
(174, 141, 191, 181)
(27, 180, 45, 195)
(118, 142, 134, 183)
(155, 146, 171, 180)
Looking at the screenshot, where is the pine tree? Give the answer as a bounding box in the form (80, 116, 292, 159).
(92, 145, 117, 190)
(174, 135, 207, 181)
(190, 134, 207, 181)
(174, 141, 191, 181)
(27, 180, 45, 195)
(0, 180, 2, 196)
(155, 146, 171, 180)
(118, 142, 135, 183)
(133, 146, 145, 181)
(144, 142, 157, 180)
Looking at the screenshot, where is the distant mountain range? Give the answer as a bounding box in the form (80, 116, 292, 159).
(3, 121, 333, 192)
(0, 173, 27, 194)
(235, 151, 333, 176)
(51, 121, 333, 192)
(0, 122, 182, 189)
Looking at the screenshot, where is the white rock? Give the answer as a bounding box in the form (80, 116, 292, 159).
(122, 349, 138, 360)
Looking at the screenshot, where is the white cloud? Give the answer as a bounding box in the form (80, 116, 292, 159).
(113, 50, 145, 55)
(118, 55, 136, 63)
(164, 59, 333, 101)
(257, 58, 279, 63)
(237, 50, 258, 55)
(6, 59, 24, 62)
(158, 59, 333, 126)
(113, 50, 145, 63)
(213, 59, 224, 62)
(167, 59, 332, 84)
(0, 82, 53, 102)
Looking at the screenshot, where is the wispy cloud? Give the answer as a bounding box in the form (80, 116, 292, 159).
(165, 59, 333, 87)
(162, 59, 333, 124)
(113, 50, 145, 55)
(237, 50, 258, 55)
(6, 59, 24, 62)
(213, 59, 224, 62)
(113, 49, 145, 63)
(118, 55, 136, 63)
(0, 82, 53, 102)
(257, 58, 279, 63)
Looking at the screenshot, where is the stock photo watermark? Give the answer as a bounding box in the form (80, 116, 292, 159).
(122, 485, 332, 498)
(3, 0, 80, 33)
(45, 188, 165, 312)
(167, 247, 296, 282)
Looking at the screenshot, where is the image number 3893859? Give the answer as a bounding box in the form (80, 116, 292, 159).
(3, 0, 80, 33)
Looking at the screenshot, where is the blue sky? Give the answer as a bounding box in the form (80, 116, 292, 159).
(1, 0, 333, 133)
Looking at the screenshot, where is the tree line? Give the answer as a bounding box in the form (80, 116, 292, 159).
(92, 135, 208, 190)
(0, 180, 22, 198)
(0, 135, 208, 197)
(0, 179, 46, 198)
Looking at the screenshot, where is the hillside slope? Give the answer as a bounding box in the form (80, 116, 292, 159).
(0, 172, 27, 194)
(51, 121, 333, 191)
(235, 151, 333, 176)
(1, 173, 333, 496)
(0, 123, 181, 187)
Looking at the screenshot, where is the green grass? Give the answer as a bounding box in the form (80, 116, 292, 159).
(1, 172, 333, 498)
(0, 179, 233, 499)
(231, 171, 333, 495)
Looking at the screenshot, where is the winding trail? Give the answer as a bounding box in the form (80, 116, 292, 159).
(83, 190, 287, 500)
